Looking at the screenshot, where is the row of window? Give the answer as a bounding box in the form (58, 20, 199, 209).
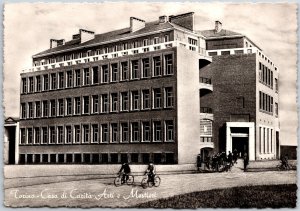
(19, 152, 176, 164)
(20, 120, 175, 145)
(20, 87, 174, 119)
(34, 34, 171, 66)
(259, 62, 277, 90)
(259, 91, 278, 116)
(258, 127, 274, 154)
(23, 55, 174, 94)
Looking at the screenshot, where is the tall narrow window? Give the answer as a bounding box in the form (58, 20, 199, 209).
(165, 87, 174, 108)
(50, 73, 57, 90)
(36, 76, 41, 92)
(275, 78, 278, 92)
(57, 126, 63, 144)
(131, 91, 139, 110)
(92, 66, 99, 84)
(121, 123, 129, 142)
(21, 103, 26, 119)
(142, 122, 150, 142)
(101, 124, 109, 143)
(75, 69, 81, 87)
(49, 127, 56, 144)
(164, 35, 169, 42)
(58, 72, 64, 89)
(20, 128, 26, 144)
(131, 60, 139, 79)
(43, 74, 49, 91)
(34, 127, 40, 144)
(29, 77, 34, 93)
(92, 95, 99, 113)
(74, 125, 81, 143)
(153, 88, 162, 108)
(27, 128, 33, 144)
(111, 93, 118, 112)
(66, 98, 72, 115)
(91, 124, 99, 143)
(50, 100, 56, 117)
(74, 97, 81, 115)
(275, 103, 278, 116)
(153, 57, 161, 76)
(42, 100, 48, 117)
(131, 122, 139, 142)
(165, 120, 174, 142)
(121, 62, 128, 81)
(66, 70, 73, 88)
(83, 68, 90, 85)
(153, 121, 162, 142)
(165, 54, 173, 75)
(111, 63, 118, 82)
(142, 58, 150, 78)
(22, 78, 27, 93)
(111, 123, 118, 143)
(35, 101, 41, 118)
(82, 125, 90, 143)
(101, 65, 109, 83)
(101, 94, 109, 113)
(42, 127, 48, 144)
(83, 96, 90, 114)
(58, 99, 64, 116)
(65, 126, 72, 144)
(28, 102, 33, 118)
(142, 89, 150, 110)
(121, 92, 129, 111)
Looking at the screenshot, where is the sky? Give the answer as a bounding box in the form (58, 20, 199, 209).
(3, 2, 298, 145)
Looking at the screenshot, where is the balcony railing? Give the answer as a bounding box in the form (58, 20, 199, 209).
(200, 107, 213, 114)
(200, 77, 211, 84)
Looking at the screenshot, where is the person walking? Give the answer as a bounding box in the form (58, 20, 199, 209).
(227, 151, 233, 167)
(243, 153, 249, 172)
(233, 149, 238, 164)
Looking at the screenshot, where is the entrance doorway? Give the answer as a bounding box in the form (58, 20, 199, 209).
(232, 137, 248, 158)
(7, 126, 16, 164)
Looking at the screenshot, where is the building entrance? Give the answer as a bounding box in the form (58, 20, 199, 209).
(232, 137, 248, 158)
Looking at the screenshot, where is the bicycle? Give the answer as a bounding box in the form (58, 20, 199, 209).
(141, 173, 161, 189)
(114, 172, 134, 187)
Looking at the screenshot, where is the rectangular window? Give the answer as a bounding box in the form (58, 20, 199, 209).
(43, 74, 49, 91)
(74, 97, 81, 115)
(131, 91, 139, 110)
(121, 122, 129, 142)
(153, 88, 162, 108)
(83, 68, 90, 85)
(50, 100, 56, 117)
(101, 65, 109, 83)
(131, 60, 139, 79)
(111, 123, 118, 143)
(275, 103, 278, 116)
(28, 102, 33, 118)
(165, 54, 173, 75)
(101, 94, 109, 113)
(49, 126, 56, 144)
(101, 124, 109, 143)
(42, 100, 48, 117)
(92, 66, 99, 84)
(142, 122, 151, 142)
(27, 128, 33, 144)
(58, 72, 64, 89)
(57, 126, 63, 144)
(35, 101, 41, 118)
(50, 73, 57, 90)
(153, 121, 162, 142)
(22, 78, 27, 93)
(143, 39, 148, 46)
(58, 99, 64, 116)
(154, 37, 159, 44)
(142, 89, 150, 110)
(34, 127, 40, 144)
(65, 126, 72, 144)
(111, 93, 118, 112)
(42, 127, 48, 144)
(165, 120, 174, 142)
(29, 77, 34, 93)
(66, 98, 72, 115)
(275, 78, 278, 92)
(36, 76, 41, 92)
(66, 70, 73, 88)
(153, 56, 161, 76)
(92, 95, 99, 113)
(142, 58, 150, 78)
(20, 128, 26, 144)
(121, 62, 129, 81)
(75, 69, 81, 87)
(121, 92, 129, 111)
(83, 96, 90, 114)
(74, 125, 81, 143)
(91, 124, 99, 143)
(131, 122, 139, 142)
(165, 87, 174, 108)
(164, 35, 169, 42)
(82, 125, 90, 143)
(111, 63, 118, 82)
(21, 103, 26, 119)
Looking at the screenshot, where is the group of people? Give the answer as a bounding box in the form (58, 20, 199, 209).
(118, 162, 155, 183)
(198, 149, 249, 172)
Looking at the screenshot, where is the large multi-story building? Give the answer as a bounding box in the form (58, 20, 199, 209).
(18, 12, 279, 165)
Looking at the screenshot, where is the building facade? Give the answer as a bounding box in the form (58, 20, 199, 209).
(18, 12, 279, 165)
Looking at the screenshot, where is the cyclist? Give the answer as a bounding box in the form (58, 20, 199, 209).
(145, 162, 156, 183)
(118, 162, 131, 184)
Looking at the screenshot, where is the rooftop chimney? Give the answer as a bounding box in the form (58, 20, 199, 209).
(79, 29, 95, 43)
(50, 39, 65, 49)
(215, 20, 222, 33)
(159, 15, 168, 24)
(169, 12, 194, 31)
(130, 17, 146, 32)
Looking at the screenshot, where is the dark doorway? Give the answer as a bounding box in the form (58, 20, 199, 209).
(7, 126, 16, 164)
(232, 137, 248, 158)
(276, 131, 280, 159)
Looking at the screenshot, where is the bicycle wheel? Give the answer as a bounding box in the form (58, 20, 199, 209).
(114, 177, 122, 187)
(153, 176, 161, 187)
(141, 178, 148, 189)
(126, 175, 134, 185)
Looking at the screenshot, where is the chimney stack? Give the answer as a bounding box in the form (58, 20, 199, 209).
(215, 20, 222, 33)
(79, 29, 95, 43)
(159, 15, 168, 24)
(169, 12, 194, 31)
(50, 39, 65, 49)
(130, 17, 146, 32)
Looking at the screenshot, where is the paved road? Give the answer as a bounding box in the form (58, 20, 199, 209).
(4, 169, 296, 208)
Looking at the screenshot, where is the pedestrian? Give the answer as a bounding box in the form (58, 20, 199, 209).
(197, 154, 202, 171)
(205, 154, 210, 170)
(233, 149, 238, 164)
(243, 152, 249, 172)
(227, 151, 233, 167)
